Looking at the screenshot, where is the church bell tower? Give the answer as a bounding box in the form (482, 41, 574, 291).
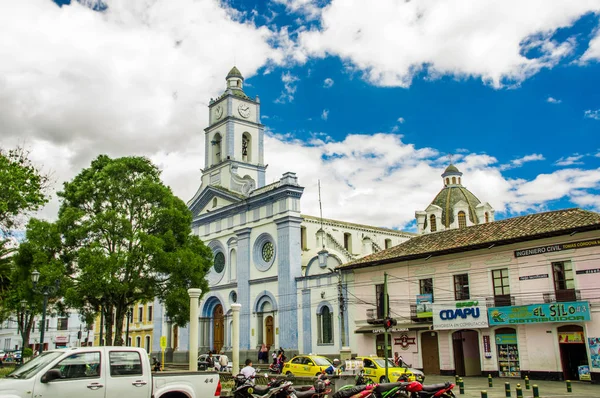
(201, 67, 266, 195)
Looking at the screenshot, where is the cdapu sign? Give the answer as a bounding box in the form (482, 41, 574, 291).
(433, 301, 489, 330)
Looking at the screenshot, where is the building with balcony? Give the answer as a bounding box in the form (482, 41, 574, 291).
(342, 207, 600, 382)
(92, 302, 154, 354)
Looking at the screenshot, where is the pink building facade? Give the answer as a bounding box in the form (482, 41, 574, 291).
(344, 209, 600, 382)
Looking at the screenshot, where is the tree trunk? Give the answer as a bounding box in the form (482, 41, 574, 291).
(104, 306, 114, 346)
(18, 310, 34, 350)
(113, 304, 125, 346)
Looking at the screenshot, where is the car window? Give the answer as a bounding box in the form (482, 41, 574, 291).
(50, 352, 101, 380)
(291, 357, 303, 364)
(364, 359, 376, 369)
(305, 359, 314, 366)
(109, 351, 142, 376)
(313, 357, 332, 366)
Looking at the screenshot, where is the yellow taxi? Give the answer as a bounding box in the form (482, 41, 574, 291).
(282, 355, 333, 377)
(355, 356, 415, 383)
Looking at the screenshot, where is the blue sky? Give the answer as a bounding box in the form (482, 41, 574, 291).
(2, 0, 600, 230)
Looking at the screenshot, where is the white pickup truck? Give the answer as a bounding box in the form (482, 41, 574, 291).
(0, 346, 221, 398)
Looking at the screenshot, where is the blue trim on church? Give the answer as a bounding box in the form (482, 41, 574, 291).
(302, 289, 312, 353)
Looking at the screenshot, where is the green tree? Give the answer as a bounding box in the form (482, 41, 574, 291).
(0, 146, 50, 318)
(58, 155, 212, 346)
(8, 219, 66, 351)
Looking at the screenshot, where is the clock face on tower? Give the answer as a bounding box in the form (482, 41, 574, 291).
(215, 105, 223, 120)
(238, 103, 250, 118)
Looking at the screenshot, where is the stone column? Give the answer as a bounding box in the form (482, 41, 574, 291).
(275, 215, 303, 350)
(231, 303, 241, 375)
(188, 288, 202, 371)
(235, 228, 252, 350)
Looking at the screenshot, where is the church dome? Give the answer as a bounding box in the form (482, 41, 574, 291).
(443, 164, 460, 174)
(426, 185, 482, 228)
(226, 66, 244, 81)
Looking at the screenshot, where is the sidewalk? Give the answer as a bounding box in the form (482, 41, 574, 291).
(423, 375, 600, 398)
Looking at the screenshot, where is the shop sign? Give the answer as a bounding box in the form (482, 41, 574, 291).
(488, 301, 591, 325)
(432, 301, 489, 330)
(55, 336, 68, 343)
(576, 268, 600, 275)
(518, 274, 548, 281)
(588, 338, 600, 369)
(416, 294, 433, 318)
(496, 334, 518, 345)
(559, 331, 584, 344)
(394, 334, 416, 350)
(483, 335, 492, 358)
(578, 365, 591, 381)
(514, 238, 600, 258)
(372, 327, 409, 334)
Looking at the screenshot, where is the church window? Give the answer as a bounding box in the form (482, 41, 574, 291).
(485, 212, 489, 223)
(301, 227, 307, 250)
(317, 305, 333, 345)
(242, 133, 252, 162)
(445, 178, 449, 185)
(458, 211, 467, 229)
(384, 239, 392, 249)
(262, 241, 274, 262)
(214, 252, 225, 273)
(430, 214, 437, 232)
(452, 177, 456, 184)
(344, 233, 352, 253)
(212, 133, 222, 165)
(212, 198, 217, 208)
(458, 177, 461, 184)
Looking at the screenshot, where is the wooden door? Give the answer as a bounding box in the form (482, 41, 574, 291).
(213, 304, 224, 353)
(421, 332, 441, 374)
(265, 316, 274, 349)
(453, 331, 466, 376)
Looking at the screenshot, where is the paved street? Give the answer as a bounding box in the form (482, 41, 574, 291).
(423, 375, 600, 398)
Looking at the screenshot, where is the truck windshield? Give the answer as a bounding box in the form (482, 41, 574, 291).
(374, 359, 397, 368)
(6, 352, 64, 379)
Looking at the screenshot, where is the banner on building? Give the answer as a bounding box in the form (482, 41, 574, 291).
(559, 331, 585, 344)
(416, 294, 433, 318)
(55, 336, 68, 343)
(588, 338, 600, 369)
(483, 335, 492, 358)
(488, 301, 591, 325)
(432, 301, 489, 330)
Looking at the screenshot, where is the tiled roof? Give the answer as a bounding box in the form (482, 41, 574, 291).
(341, 208, 600, 269)
(427, 185, 482, 227)
(301, 214, 415, 236)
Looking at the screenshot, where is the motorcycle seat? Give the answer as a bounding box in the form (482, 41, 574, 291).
(421, 383, 451, 392)
(252, 385, 271, 395)
(295, 390, 316, 398)
(374, 382, 408, 393)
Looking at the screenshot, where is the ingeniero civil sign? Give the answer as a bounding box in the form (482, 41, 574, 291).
(432, 301, 489, 330)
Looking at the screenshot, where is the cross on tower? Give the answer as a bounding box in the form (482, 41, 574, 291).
(447, 154, 453, 164)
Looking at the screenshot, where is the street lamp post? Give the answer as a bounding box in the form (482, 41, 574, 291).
(31, 270, 59, 355)
(125, 308, 132, 346)
(20, 300, 28, 350)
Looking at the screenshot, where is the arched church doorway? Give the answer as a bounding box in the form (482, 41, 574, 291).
(265, 316, 274, 350)
(558, 325, 588, 381)
(421, 331, 441, 374)
(213, 304, 224, 353)
(452, 330, 481, 376)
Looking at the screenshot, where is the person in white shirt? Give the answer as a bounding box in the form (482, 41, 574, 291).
(219, 353, 229, 371)
(240, 359, 256, 384)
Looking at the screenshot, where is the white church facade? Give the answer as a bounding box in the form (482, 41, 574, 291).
(151, 67, 413, 361)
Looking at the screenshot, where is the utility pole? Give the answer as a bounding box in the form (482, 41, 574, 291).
(384, 272, 389, 381)
(338, 270, 346, 347)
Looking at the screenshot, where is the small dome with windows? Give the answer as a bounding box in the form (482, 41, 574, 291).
(415, 164, 495, 234)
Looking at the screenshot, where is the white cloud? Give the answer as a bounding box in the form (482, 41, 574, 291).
(555, 155, 585, 166)
(397, 117, 406, 123)
(321, 109, 329, 120)
(272, 0, 322, 20)
(547, 97, 562, 104)
(500, 153, 545, 170)
(585, 109, 600, 120)
(275, 72, 300, 103)
(581, 26, 600, 63)
(296, 0, 600, 88)
(323, 78, 334, 88)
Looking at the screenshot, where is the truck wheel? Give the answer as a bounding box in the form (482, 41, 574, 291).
(380, 376, 389, 383)
(286, 371, 294, 377)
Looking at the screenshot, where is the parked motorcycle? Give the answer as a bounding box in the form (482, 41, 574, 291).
(233, 374, 293, 398)
(333, 380, 420, 398)
(292, 373, 333, 398)
(408, 382, 455, 398)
